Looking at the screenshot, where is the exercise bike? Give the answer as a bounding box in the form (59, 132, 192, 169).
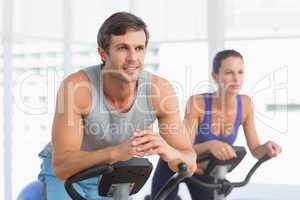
(185, 146, 271, 200)
(64, 157, 188, 200)
(17, 157, 187, 200)
(145, 146, 271, 200)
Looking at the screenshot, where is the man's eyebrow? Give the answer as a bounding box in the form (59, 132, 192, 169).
(114, 43, 145, 48)
(114, 43, 128, 47)
(136, 44, 145, 48)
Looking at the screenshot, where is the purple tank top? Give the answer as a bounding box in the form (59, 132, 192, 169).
(194, 93, 242, 145)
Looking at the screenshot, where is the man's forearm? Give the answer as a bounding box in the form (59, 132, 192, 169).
(178, 148, 197, 163)
(53, 146, 116, 180)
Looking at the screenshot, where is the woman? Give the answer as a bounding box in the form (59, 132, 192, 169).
(151, 49, 282, 200)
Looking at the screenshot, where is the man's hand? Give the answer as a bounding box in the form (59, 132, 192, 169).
(132, 130, 197, 177)
(194, 162, 205, 175)
(132, 130, 178, 161)
(110, 135, 146, 163)
(167, 152, 197, 177)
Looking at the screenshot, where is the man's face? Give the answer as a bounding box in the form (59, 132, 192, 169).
(99, 29, 147, 83)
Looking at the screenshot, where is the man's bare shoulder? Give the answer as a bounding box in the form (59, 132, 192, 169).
(150, 73, 174, 94)
(150, 74, 179, 117)
(64, 70, 89, 83)
(58, 70, 92, 115)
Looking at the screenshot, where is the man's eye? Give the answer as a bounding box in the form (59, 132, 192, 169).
(136, 47, 144, 51)
(118, 46, 126, 50)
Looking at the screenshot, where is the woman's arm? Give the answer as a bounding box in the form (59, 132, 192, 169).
(185, 95, 237, 160)
(242, 95, 282, 159)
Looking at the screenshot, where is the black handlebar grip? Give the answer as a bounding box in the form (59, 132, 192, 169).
(178, 162, 188, 174)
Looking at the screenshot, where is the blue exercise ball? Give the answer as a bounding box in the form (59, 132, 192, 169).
(17, 181, 43, 200)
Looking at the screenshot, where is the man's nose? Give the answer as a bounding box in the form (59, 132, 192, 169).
(127, 49, 137, 61)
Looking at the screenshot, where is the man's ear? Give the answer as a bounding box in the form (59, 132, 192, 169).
(211, 71, 218, 82)
(98, 47, 107, 62)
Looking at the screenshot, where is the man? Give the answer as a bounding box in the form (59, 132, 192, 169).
(38, 12, 196, 199)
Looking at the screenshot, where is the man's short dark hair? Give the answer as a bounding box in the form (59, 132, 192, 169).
(97, 11, 149, 52)
(213, 49, 243, 74)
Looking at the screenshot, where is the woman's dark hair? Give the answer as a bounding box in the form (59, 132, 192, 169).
(213, 49, 243, 74)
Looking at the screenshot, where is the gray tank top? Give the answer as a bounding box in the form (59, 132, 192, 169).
(40, 65, 157, 157)
(80, 65, 157, 151)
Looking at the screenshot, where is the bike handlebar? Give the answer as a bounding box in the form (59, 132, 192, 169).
(187, 155, 271, 194)
(153, 163, 188, 200)
(64, 165, 114, 200)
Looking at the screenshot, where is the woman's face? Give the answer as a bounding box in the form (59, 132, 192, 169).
(212, 56, 244, 95)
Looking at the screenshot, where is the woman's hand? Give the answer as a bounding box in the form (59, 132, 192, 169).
(207, 140, 237, 160)
(262, 141, 282, 157)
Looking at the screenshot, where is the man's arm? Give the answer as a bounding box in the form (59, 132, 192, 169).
(154, 76, 193, 149)
(132, 75, 196, 176)
(52, 72, 139, 180)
